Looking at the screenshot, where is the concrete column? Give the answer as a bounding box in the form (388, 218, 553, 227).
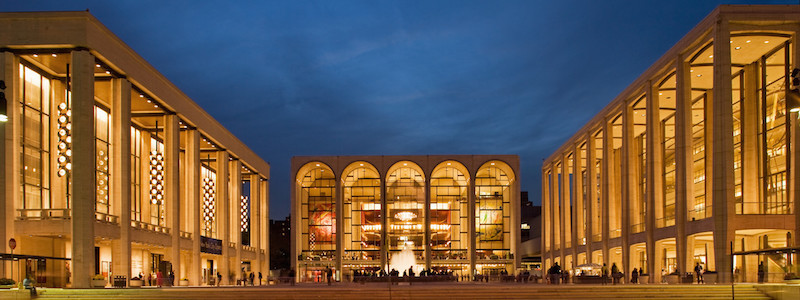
(334, 165, 343, 279)
(602, 119, 611, 264)
(572, 144, 581, 263)
(185, 130, 201, 285)
(467, 168, 476, 275)
(381, 173, 388, 271)
(164, 113, 180, 280)
(70, 49, 96, 288)
(675, 57, 692, 275)
(792, 26, 800, 252)
(230, 159, 242, 282)
(560, 156, 568, 267)
(0, 52, 20, 258)
(216, 151, 229, 284)
(110, 77, 132, 284)
(711, 19, 735, 283)
(586, 134, 596, 263)
(261, 178, 270, 275)
(645, 80, 662, 282)
(741, 63, 759, 215)
(540, 169, 548, 270)
(512, 163, 521, 270)
(424, 172, 431, 269)
(250, 174, 261, 282)
(549, 162, 559, 265)
(621, 99, 633, 281)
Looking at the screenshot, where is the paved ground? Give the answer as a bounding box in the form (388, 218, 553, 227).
(0, 282, 784, 300)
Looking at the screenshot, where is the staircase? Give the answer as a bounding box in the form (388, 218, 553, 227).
(8, 283, 772, 300)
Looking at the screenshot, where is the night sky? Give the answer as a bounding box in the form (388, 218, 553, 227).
(5, 1, 797, 219)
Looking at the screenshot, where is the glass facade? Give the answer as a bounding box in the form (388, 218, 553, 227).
(20, 65, 52, 213)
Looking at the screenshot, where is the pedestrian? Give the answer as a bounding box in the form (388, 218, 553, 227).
(258, 271, 262, 286)
(601, 263, 609, 285)
(694, 263, 704, 284)
(156, 270, 163, 287)
(631, 268, 639, 284)
(289, 269, 296, 286)
(757, 261, 765, 283)
(326, 267, 333, 285)
(216, 272, 222, 286)
(249, 272, 255, 286)
(661, 269, 667, 284)
(23, 275, 37, 296)
(611, 263, 619, 284)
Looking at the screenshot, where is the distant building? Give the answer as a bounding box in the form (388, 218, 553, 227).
(542, 5, 800, 284)
(519, 191, 541, 269)
(270, 217, 291, 270)
(291, 155, 520, 282)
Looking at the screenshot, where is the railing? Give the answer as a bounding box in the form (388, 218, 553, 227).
(95, 211, 119, 224)
(630, 223, 645, 233)
(229, 242, 237, 248)
(736, 202, 792, 215)
(131, 220, 171, 234)
(609, 229, 621, 239)
(565, 241, 571, 248)
(180, 231, 193, 239)
(17, 208, 71, 220)
(243, 245, 256, 252)
(655, 216, 676, 228)
(687, 205, 711, 221)
(592, 234, 602, 242)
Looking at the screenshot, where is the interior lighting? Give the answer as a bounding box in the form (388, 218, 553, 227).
(0, 80, 7, 122)
(735, 47, 741, 50)
(56, 101, 71, 175)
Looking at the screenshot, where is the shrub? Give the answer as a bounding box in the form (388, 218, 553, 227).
(0, 278, 15, 285)
(92, 274, 105, 280)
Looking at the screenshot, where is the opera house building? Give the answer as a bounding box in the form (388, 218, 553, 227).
(0, 12, 270, 288)
(291, 155, 519, 281)
(542, 5, 800, 284)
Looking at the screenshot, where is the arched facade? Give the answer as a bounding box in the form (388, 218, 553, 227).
(291, 155, 519, 282)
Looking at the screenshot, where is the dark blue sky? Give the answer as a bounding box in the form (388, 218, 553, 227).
(6, 1, 796, 219)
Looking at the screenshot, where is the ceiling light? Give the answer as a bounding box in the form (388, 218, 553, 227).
(96, 64, 101, 68)
(708, 55, 713, 58)
(52, 54, 57, 57)
(735, 47, 741, 50)
(697, 74, 702, 77)
(746, 40, 751, 43)
(105, 71, 111, 75)
(764, 41, 769, 44)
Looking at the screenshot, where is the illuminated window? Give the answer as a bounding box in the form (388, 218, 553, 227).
(19, 64, 52, 212)
(95, 106, 110, 215)
(343, 162, 381, 261)
(149, 138, 165, 226)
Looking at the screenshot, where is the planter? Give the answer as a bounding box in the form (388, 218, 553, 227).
(639, 275, 649, 283)
(179, 280, 189, 286)
(129, 280, 143, 287)
(91, 279, 107, 288)
(665, 274, 680, 284)
(702, 273, 716, 284)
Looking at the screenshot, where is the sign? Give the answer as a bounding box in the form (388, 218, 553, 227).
(8, 238, 15, 250)
(200, 236, 222, 255)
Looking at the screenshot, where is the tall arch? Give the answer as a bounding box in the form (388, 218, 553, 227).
(296, 162, 336, 265)
(385, 161, 426, 261)
(341, 161, 382, 266)
(474, 160, 515, 275)
(429, 160, 470, 274)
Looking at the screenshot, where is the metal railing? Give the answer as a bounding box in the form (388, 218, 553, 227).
(609, 229, 621, 238)
(630, 223, 645, 233)
(16, 208, 71, 220)
(180, 231, 193, 239)
(243, 245, 256, 252)
(131, 220, 171, 234)
(95, 212, 119, 224)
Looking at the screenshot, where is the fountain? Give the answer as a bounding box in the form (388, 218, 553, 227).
(389, 247, 422, 276)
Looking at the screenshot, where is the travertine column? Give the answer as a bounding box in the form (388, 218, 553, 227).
(602, 119, 611, 264)
(424, 172, 432, 269)
(467, 168, 476, 275)
(335, 165, 343, 279)
(230, 159, 242, 281)
(621, 99, 633, 282)
(675, 58, 692, 275)
(586, 134, 596, 263)
(549, 162, 559, 265)
(185, 130, 201, 285)
(540, 169, 549, 270)
(70, 49, 96, 288)
(164, 113, 180, 281)
(261, 178, 270, 274)
(560, 156, 568, 267)
(217, 151, 230, 284)
(110, 77, 132, 285)
(0, 52, 20, 261)
(645, 81, 662, 282)
(571, 145, 581, 264)
(711, 19, 734, 283)
(250, 174, 261, 282)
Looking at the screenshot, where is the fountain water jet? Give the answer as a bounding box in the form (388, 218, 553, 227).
(389, 247, 422, 277)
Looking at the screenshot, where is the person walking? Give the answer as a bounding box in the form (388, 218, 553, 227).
(249, 272, 255, 286)
(601, 263, 609, 285)
(610, 263, 619, 285)
(258, 271, 262, 286)
(216, 272, 222, 286)
(694, 263, 704, 284)
(326, 267, 333, 285)
(757, 261, 765, 283)
(631, 268, 639, 284)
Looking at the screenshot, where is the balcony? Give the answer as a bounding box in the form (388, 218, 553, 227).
(95, 212, 119, 224)
(16, 208, 70, 220)
(131, 220, 170, 234)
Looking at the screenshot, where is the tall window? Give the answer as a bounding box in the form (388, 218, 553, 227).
(20, 65, 52, 212)
(298, 163, 336, 258)
(690, 94, 708, 220)
(760, 42, 791, 214)
(131, 127, 142, 221)
(343, 163, 381, 261)
(592, 132, 603, 242)
(95, 106, 110, 215)
(201, 165, 217, 237)
(386, 162, 425, 257)
(733, 71, 744, 213)
(150, 138, 166, 226)
(475, 161, 513, 260)
(430, 161, 469, 261)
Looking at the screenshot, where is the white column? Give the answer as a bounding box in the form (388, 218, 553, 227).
(586, 134, 596, 263)
(186, 129, 201, 285)
(675, 57, 692, 275)
(164, 113, 180, 281)
(250, 174, 261, 282)
(230, 159, 242, 282)
(645, 80, 661, 282)
(621, 100, 633, 282)
(217, 151, 229, 284)
(70, 49, 96, 289)
(110, 77, 132, 284)
(261, 178, 270, 275)
(711, 18, 735, 283)
(0, 52, 20, 260)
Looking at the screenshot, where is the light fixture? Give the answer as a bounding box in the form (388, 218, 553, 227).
(788, 68, 800, 113)
(240, 195, 250, 232)
(0, 80, 7, 122)
(202, 166, 217, 236)
(56, 101, 71, 175)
